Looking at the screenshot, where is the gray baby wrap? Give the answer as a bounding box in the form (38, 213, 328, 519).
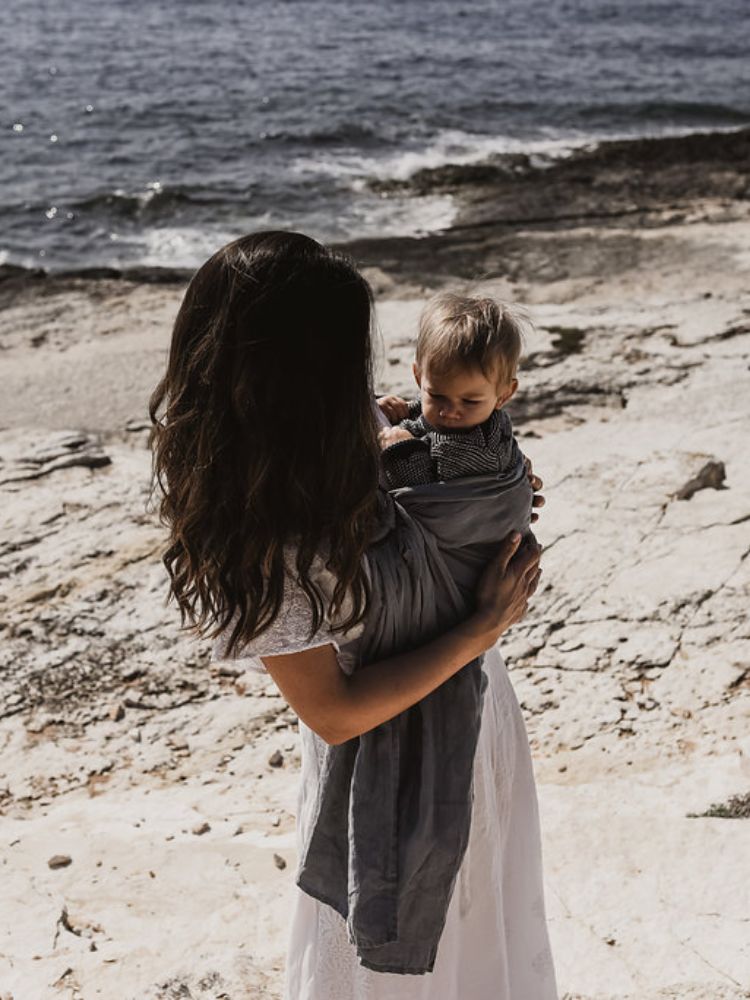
(296, 442, 533, 975)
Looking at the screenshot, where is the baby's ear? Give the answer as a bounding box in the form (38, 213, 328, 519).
(412, 362, 422, 387)
(495, 379, 518, 408)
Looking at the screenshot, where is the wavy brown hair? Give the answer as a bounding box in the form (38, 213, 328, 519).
(149, 231, 381, 655)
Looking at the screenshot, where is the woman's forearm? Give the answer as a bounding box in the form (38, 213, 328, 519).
(261, 532, 540, 745)
(338, 614, 496, 742)
(261, 612, 498, 746)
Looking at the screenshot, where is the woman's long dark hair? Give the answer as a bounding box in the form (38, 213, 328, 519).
(149, 231, 380, 655)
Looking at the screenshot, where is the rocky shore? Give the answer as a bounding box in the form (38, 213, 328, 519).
(1, 128, 749, 999)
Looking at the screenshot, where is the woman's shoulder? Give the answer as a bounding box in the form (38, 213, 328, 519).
(211, 547, 363, 671)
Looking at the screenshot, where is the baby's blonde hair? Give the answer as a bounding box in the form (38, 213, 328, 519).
(416, 293, 525, 386)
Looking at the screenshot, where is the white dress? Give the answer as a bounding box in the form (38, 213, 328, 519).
(216, 560, 559, 1000)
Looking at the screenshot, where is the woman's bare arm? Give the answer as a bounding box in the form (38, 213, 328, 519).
(262, 531, 541, 745)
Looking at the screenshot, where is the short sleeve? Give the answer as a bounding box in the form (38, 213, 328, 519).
(210, 552, 362, 673)
(374, 402, 391, 430)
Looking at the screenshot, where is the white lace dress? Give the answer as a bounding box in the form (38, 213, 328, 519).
(215, 558, 559, 1000)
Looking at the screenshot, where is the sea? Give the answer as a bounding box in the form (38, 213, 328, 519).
(2, 0, 749, 271)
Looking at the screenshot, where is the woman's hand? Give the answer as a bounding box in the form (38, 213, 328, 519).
(473, 530, 541, 642)
(524, 456, 545, 524)
(377, 394, 410, 425)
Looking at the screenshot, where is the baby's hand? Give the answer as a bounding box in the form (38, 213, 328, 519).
(377, 395, 410, 424)
(378, 426, 414, 450)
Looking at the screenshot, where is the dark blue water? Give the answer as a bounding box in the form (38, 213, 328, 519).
(2, 0, 749, 270)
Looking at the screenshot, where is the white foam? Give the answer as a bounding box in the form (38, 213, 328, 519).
(289, 122, 748, 187)
(373, 129, 582, 181)
(133, 194, 455, 270)
(139, 226, 241, 268)
(289, 127, 586, 185)
(345, 192, 457, 238)
(135, 209, 306, 268)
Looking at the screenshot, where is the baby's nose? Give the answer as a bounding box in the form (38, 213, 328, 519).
(440, 402, 461, 417)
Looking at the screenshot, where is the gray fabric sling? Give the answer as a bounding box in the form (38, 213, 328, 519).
(296, 442, 532, 975)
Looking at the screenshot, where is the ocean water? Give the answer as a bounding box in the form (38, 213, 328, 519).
(2, 0, 749, 270)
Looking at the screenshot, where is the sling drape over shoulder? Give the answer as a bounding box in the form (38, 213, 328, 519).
(296, 445, 532, 974)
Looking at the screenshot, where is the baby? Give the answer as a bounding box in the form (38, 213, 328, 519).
(377, 292, 526, 489)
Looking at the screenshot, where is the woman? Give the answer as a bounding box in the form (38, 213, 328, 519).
(149, 231, 558, 999)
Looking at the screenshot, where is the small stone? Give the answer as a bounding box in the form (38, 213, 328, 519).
(48, 854, 72, 869)
(675, 459, 726, 501)
(268, 749, 284, 768)
(273, 853, 287, 870)
(124, 418, 150, 433)
(109, 703, 125, 721)
(192, 821, 210, 836)
(217, 663, 242, 678)
(26, 713, 54, 733)
(558, 765, 567, 773)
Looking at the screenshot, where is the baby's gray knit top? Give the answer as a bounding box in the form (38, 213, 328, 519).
(381, 399, 517, 488)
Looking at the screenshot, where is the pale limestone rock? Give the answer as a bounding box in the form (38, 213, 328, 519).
(1, 206, 749, 1000)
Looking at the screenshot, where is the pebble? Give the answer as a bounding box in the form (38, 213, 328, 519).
(273, 853, 287, 870)
(675, 459, 726, 501)
(192, 821, 211, 835)
(268, 749, 284, 768)
(48, 854, 72, 869)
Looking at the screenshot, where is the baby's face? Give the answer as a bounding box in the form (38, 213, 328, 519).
(415, 363, 516, 432)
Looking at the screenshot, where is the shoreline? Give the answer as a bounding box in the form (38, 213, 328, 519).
(2, 125, 748, 292)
